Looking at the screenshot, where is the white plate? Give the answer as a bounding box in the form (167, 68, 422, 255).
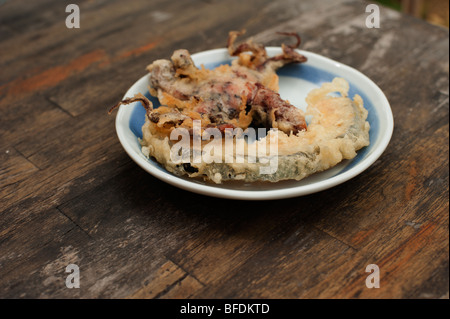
(114, 48, 393, 200)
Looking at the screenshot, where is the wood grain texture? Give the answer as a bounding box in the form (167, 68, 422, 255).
(0, 0, 448, 299)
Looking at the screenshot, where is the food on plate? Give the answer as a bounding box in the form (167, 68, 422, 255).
(143, 30, 308, 136)
(110, 31, 370, 184)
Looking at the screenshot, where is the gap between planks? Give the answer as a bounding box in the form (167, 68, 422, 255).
(56, 206, 93, 239)
(126, 259, 205, 299)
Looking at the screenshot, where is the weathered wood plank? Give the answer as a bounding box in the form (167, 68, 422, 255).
(0, 207, 90, 298)
(127, 259, 204, 299)
(0, 146, 39, 189)
(0, 94, 72, 147)
(127, 260, 188, 299)
(0, 0, 448, 299)
(160, 274, 204, 299)
(187, 223, 359, 298)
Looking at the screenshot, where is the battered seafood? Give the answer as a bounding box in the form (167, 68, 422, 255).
(143, 31, 308, 136)
(110, 31, 370, 184)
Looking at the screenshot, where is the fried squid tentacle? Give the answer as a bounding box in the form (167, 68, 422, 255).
(226, 30, 307, 71)
(276, 31, 302, 49)
(259, 32, 307, 70)
(247, 83, 307, 133)
(109, 93, 154, 119)
(111, 31, 309, 136)
(227, 30, 268, 64)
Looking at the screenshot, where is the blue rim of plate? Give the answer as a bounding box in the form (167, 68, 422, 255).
(115, 48, 393, 200)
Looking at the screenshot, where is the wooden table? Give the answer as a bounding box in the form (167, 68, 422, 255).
(0, 0, 448, 299)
